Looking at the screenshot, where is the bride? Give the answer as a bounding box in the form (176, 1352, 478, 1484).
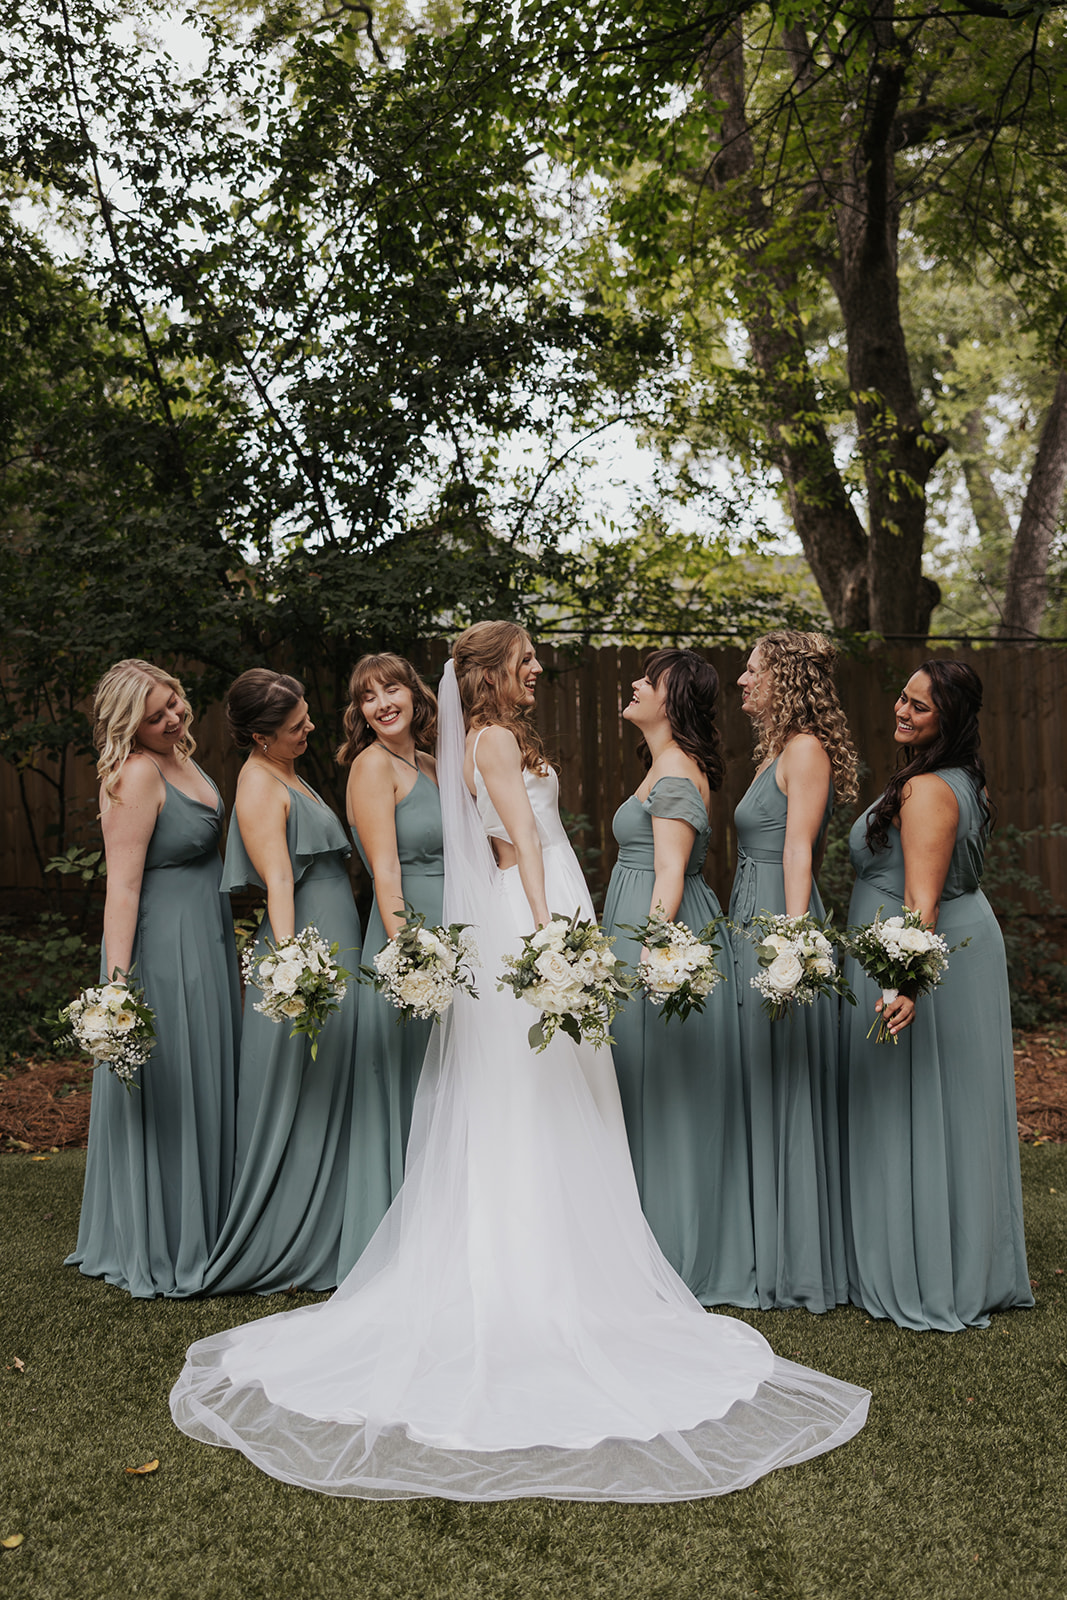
(170, 622, 869, 1500)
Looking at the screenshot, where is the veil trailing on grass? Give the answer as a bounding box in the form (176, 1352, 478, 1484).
(170, 659, 870, 1500)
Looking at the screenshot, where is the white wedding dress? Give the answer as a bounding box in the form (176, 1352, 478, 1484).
(169, 664, 869, 1500)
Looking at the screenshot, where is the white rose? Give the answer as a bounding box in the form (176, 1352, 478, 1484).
(764, 950, 805, 994)
(811, 955, 834, 977)
(761, 933, 789, 954)
(271, 959, 304, 995)
(895, 927, 931, 953)
(111, 1008, 137, 1033)
(534, 949, 574, 987)
(79, 1004, 110, 1042)
(280, 995, 307, 1018)
(882, 916, 905, 930)
(397, 972, 436, 1009)
(531, 920, 568, 950)
(100, 982, 128, 1009)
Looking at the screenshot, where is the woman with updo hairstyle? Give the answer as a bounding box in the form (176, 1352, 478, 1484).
(729, 630, 858, 1312)
(334, 654, 442, 1275)
(66, 660, 240, 1298)
(199, 667, 362, 1295)
(603, 648, 756, 1306)
(839, 659, 1032, 1331)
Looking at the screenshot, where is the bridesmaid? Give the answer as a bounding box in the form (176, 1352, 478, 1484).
(730, 630, 858, 1312)
(336, 653, 442, 1276)
(66, 660, 240, 1297)
(602, 648, 756, 1307)
(840, 659, 1033, 1331)
(201, 669, 361, 1295)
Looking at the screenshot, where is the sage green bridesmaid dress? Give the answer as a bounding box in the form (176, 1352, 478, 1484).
(66, 771, 241, 1298)
(202, 781, 362, 1295)
(840, 767, 1033, 1331)
(337, 768, 444, 1276)
(728, 758, 846, 1312)
(602, 776, 756, 1307)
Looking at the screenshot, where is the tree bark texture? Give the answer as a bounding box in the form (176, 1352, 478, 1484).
(999, 368, 1067, 640)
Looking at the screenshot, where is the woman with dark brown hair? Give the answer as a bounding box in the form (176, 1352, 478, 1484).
(335, 654, 442, 1274)
(602, 648, 756, 1307)
(840, 659, 1032, 1330)
(200, 668, 362, 1295)
(730, 629, 858, 1313)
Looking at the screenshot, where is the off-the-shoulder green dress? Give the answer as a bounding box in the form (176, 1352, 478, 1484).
(602, 776, 756, 1307)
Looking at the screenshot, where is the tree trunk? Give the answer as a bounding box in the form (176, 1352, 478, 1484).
(999, 368, 1067, 640)
(826, 4, 945, 638)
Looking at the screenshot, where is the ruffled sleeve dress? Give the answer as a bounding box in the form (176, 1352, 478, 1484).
(201, 783, 362, 1295)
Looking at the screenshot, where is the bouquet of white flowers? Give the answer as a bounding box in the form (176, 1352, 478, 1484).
(242, 926, 351, 1059)
(363, 908, 480, 1022)
(744, 911, 853, 1022)
(498, 909, 629, 1053)
(843, 906, 958, 1043)
(57, 973, 156, 1089)
(625, 908, 726, 1023)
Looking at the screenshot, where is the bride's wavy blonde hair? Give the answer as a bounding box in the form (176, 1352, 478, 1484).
(93, 659, 195, 810)
(452, 621, 549, 774)
(749, 631, 858, 804)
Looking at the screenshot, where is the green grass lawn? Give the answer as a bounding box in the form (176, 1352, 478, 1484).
(1, 1146, 1065, 1600)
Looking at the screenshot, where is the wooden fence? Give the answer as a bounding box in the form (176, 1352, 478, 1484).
(2, 644, 1065, 915)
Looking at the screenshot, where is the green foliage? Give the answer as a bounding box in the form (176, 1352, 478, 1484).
(0, 914, 98, 1064)
(981, 824, 1067, 1026)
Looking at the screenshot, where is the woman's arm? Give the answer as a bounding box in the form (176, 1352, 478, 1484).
(474, 726, 550, 927)
(347, 747, 406, 940)
(100, 759, 165, 978)
(779, 735, 833, 918)
(648, 816, 695, 924)
(235, 770, 295, 943)
(880, 772, 959, 1035)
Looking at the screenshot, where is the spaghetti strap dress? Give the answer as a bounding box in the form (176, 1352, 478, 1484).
(201, 782, 362, 1295)
(66, 768, 241, 1298)
(728, 758, 846, 1312)
(337, 769, 444, 1276)
(840, 768, 1033, 1330)
(602, 775, 756, 1307)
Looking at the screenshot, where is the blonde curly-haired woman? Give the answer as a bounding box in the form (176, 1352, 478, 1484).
(66, 659, 240, 1297)
(729, 631, 859, 1312)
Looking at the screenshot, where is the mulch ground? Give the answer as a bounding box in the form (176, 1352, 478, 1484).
(3, 1028, 1066, 1153)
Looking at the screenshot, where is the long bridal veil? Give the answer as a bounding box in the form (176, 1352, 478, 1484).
(169, 660, 869, 1500)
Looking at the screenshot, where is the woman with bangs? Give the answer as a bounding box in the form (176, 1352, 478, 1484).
(66, 659, 240, 1298)
(603, 648, 756, 1307)
(731, 630, 857, 1312)
(336, 653, 442, 1275)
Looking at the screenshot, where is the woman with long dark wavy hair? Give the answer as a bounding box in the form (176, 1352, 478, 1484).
(730, 630, 858, 1313)
(602, 648, 756, 1307)
(840, 659, 1032, 1331)
(334, 653, 442, 1275)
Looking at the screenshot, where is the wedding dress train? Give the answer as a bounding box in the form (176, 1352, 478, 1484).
(169, 664, 869, 1500)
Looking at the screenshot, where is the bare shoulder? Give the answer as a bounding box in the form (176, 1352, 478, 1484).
(107, 752, 165, 809)
(470, 723, 521, 768)
(350, 742, 394, 784)
(779, 733, 831, 784)
(900, 771, 960, 818)
(235, 759, 290, 814)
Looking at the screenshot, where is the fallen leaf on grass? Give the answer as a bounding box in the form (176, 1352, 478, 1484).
(30, 1155, 50, 1163)
(6, 1359, 25, 1373)
(2, 1534, 24, 1549)
(125, 1460, 159, 1476)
